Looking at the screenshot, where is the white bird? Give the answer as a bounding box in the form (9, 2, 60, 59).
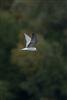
(21, 33, 37, 51)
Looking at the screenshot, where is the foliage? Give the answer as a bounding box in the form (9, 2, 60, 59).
(0, 0, 67, 100)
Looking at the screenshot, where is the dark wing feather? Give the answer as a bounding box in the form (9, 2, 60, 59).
(28, 33, 37, 47)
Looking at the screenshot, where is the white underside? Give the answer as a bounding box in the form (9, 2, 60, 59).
(21, 47, 37, 51)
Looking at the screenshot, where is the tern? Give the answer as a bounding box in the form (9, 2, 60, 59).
(21, 33, 37, 51)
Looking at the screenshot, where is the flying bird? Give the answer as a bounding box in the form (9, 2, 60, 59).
(21, 33, 37, 51)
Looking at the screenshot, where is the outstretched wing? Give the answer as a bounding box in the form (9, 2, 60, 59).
(28, 33, 37, 47)
(24, 33, 31, 47)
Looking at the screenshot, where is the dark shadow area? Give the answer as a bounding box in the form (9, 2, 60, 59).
(54, 89, 67, 100)
(10, 87, 35, 100)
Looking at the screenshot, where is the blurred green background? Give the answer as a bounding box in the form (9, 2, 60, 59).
(0, 0, 67, 100)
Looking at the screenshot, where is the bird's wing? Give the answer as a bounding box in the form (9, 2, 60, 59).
(28, 33, 37, 47)
(24, 33, 31, 47)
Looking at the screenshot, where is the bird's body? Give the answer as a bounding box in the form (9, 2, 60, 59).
(21, 33, 37, 51)
(21, 47, 36, 51)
